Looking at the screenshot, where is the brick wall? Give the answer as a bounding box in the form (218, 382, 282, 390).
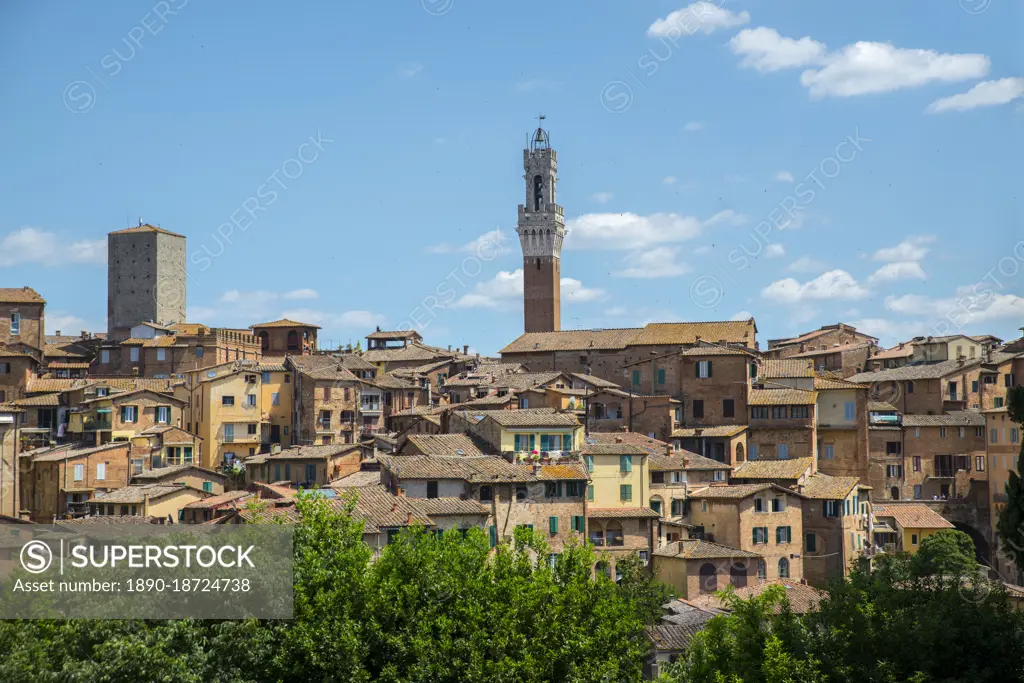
(0, 302, 45, 353)
(748, 424, 816, 461)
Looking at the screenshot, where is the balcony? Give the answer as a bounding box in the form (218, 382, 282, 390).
(316, 420, 333, 434)
(360, 402, 382, 415)
(84, 417, 112, 431)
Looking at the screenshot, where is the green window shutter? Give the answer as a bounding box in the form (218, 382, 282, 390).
(753, 528, 759, 544)
(514, 434, 521, 451)
(620, 484, 632, 502)
(489, 525, 497, 547)
(529, 434, 536, 451)
(556, 481, 563, 497)
(540, 434, 551, 451)
(620, 455, 632, 472)
(587, 484, 594, 501)
(707, 361, 713, 378)
(563, 433, 572, 451)
(632, 370, 640, 386)
(549, 516, 558, 534)
(657, 368, 666, 385)
(585, 455, 594, 472)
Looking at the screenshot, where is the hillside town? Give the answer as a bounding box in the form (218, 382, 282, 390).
(1, 123, 1021, 676)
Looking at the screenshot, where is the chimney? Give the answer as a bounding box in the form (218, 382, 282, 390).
(463, 345, 469, 355)
(683, 456, 690, 467)
(392, 501, 398, 513)
(406, 511, 413, 524)
(55, 330, 61, 336)
(665, 444, 673, 457)
(678, 540, 686, 553)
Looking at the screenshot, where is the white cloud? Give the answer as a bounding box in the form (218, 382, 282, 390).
(848, 317, 926, 346)
(774, 170, 795, 183)
(662, 176, 678, 185)
(693, 245, 713, 255)
(426, 228, 512, 256)
(729, 27, 827, 72)
(648, 3, 750, 38)
(0, 227, 106, 267)
(46, 313, 90, 335)
(730, 27, 990, 98)
(453, 269, 604, 309)
(867, 261, 927, 284)
(565, 212, 701, 250)
(873, 235, 935, 262)
(604, 306, 628, 317)
(761, 269, 869, 303)
(187, 306, 219, 322)
(399, 63, 424, 78)
(927, 77, 1024, 113)
(613, 246, 689, 279)
(282, 288, 318, 300)
(731, 310, 753, 321)
(801, 42, 990, 98)
(590, 192, 614, 204)
(282, 308, 387, 329)
(764, 244, 785, 259)
(788, 256, 826, 272)
(683, 121, 704, 132)
(885, 290, 1024, 324)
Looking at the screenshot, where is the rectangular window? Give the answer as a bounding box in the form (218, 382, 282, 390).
(272, 392, 280, 406)
(549, 516, 559, 534)
(247, 423, 257, 435)
(995, 397, 1005, 408)
(584, 455, 594, 473)
(752, 527, 768, 544)
(100, 349, 110, 364)
(822, 444, 834, 460)
(886, 441, 902, 455)
(696, 361, 712, 378)
(96, 463, 106, 480)
(887, 464, 902, 478)
(776, 526, 791, 544)
(975, 455, 986, 471)
(657, 368, 666, 385)
(913, 456, 921, 472)
(224, 423, 234, 442)
(749, 443, 758, 460)
(844, 402, 856, 420)
(202, 481, 213, 493)
(906, 381, 915, 394)
(771, 406, 788, 419)
(823, 500, 840, 518)
(806, 533, 817, 553)
(620, 484, 633, 502)
(620, 455, 633, 473)
(631, 369, 640, 386)
(778, 444, 789, 459)
(426, 481, 438, 499)
(587, 484, 594, 502)
(940, 427, 947, 438)
(913, 484, 922, 500)
(1012, 428, 1020, 444)
(222, 396, 235, 406)
(751, 406, 768, 419)
(791, 406, 809, 419)
(990, 428, 998, 444)
(723, 398, 735, 418)
(771, 497, 786, 512)
(692, 400, 704, 419)
(120, 405, 137, 423)
(73, 464, 84, 481)
(544, 481, 563, 498)
(156, 406, 170, 424)
(9, 312, 20, 335)
(130, 347, 140, 362)
(972, 380, 980, 393)
(754, 497, 765, 513)
(912, 534, 919, 545)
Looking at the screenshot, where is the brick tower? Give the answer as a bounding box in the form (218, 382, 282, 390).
(107, 223, 187, 340)
(516, 118, 565, 333)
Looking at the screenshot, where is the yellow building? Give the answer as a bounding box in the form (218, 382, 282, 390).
(86, 482, 208, 522)
(872, 502, 954, 554)
(468, 408, 584, 457)
(178, 359, 293, 470)
(581, 440, 649, 508)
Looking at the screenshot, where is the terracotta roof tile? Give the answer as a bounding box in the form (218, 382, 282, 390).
(405, 434, 486, 457)
(183, 490, 252, 509)
(901, 411, 985, 427)
(671, 425, 747, 438)
(688, 483, 797, 500)
(87, 483, 196, 504)
(588, 507, 661, 518)
(251, 318, 321, 329)
(874, 503, 953, 529)
(758, 359, 815, 379)
(630, 321, 756, 347)
(649, 451, 731, 471)
(484, 407, 580, 427)
(413, 497, 489, 516)
(653, 538, 762, 559)
(500, 328, 641, 354)
(749, 388, 817, 406)
(109, 223, 185, 238)
(0, 287, 45, 304)
(580, 432, 671, 456)
(797, 473, 863, 499)
(646, 623, 705, 652)
(732, 458, 814, 480)
(789, 342, 873, 358)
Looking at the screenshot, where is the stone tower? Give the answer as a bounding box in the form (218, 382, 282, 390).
(107, 223, 187, 340)
(516, 119, 565, 333)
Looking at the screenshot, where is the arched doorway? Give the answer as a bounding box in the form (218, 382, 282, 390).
(953, 522, 991, 565)
(730, 561, 748, 588)
(699, 563, 717, 593)
(890, 487, 900, 500)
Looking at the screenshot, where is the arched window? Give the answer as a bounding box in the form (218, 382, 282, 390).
(605, 520, 624, 547)
(736, 443, 745, 463)
(730, 562, 748, 588)
(891, 486, 900, 500)
(595, 561, 610, 579)
(757, 559, 766, 580)
(286, 330, 299, 351)
(699, 563, 717, 593)
(533, 174, 544, 211)
(258, 331, 269, 352)
(778, 557, 790, 579)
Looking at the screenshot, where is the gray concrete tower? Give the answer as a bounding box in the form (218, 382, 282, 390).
(107, 223, 186, 340)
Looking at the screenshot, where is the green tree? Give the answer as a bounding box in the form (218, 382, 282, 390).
(909, 528, 978, 578)
(996, 386, 1024, 561)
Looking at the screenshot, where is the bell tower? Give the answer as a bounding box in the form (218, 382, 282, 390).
(516, 116, 565, 333)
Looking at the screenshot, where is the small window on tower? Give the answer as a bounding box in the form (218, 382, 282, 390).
(536, 258, 540, 270)
(533, 174, 543, 210)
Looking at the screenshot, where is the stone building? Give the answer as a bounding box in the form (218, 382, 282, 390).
(687, 483, 806, 582)
(245, 443, 362, 488)
(517, 120, 566, 334)
(19, 441, 136, 520)
(652, 539, 762, 599)
(764, 323, 878, 364)
(746, 388, 818, 462)
(93, 322, 261, 378)
(794, 473, 871, 586)
(290, 355, 362, 446)
(499, 320, 758, 387)
(0, 287, 46, 355)
(107, 224, 186, 341)
(251, 318, 319, 356)
(986, 405, 1023, 582)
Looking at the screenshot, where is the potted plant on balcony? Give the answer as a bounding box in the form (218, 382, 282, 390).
(530, 450, 540, 462)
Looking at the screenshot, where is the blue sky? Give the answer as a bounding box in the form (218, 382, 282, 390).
(1, 0, 1021, 354)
